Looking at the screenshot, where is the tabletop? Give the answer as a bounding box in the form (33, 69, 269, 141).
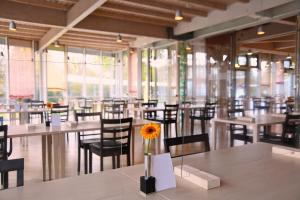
(7, 119, 152, 138)
(212, 114, 286, 126)
(1, 143, 300, 200)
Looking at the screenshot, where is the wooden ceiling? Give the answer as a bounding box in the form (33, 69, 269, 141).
(237, 16, 297, 57)
(0, 0, 249, 51)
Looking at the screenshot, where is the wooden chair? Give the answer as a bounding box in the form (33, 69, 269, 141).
(228, 109, 252, 146)
(141, 102, 158, 120)
(190, 102, 216, 135)
(164, 134, 210, 158)
(51, 105, 69, 140)
(28, 100, 45, 124)
(0, 124, 13, 189)
(0, 158, 24, 189)
(281, 113, 300, 146)
(89, 117, 132, 172)
(153, 104, 179, 138)
(74, 111, 101, 174)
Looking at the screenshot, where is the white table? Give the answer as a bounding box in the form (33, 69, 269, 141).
(211, 114, 286, 150)
(7, 119, 151, 180)
(1, 143, 300, 200)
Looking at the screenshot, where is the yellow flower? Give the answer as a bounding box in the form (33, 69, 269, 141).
(140, 123, 160, 140)
(46, 102, 53, 109)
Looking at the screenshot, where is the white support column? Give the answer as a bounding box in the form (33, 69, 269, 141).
(295, 15, 300, 111)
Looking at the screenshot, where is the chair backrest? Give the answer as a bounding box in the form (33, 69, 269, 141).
(100, 117, 132, 152)
(204, 102, 216, 119)
(51, 105, 69, 122)
(0, 158, 24, 188)
(163, 104, 179, 121)
(74, 111, 101, 122)
(30, 100, 45, 108)
(181, 101, 192, 106)
(0, 125, 11, 160)
(227, 108, 245, 118)
(141, 102, 157, 108)
(283, 114, 300, 135)
(148, 99, 158, 105)
(164, 134, 210, 158)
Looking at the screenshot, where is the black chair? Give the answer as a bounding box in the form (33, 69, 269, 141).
(0, 158, 24, 189)
(142, 102, 158, 120)
(51, 105, 69, 140)
(190, 102, 216, 135)
(75, 111, 101, 174)
(89, 117, 132, 172)
(28, 100, 45, 124)
(103, 101, 126, 119)
(78, 98, 93, 113)
(0, 125, 13, 189)
(281, 113, 300, 146)
(253, 99, 270, 112)
(228, 109, 252, 147)
(164, 134, 210, 158)
(153, 104, 179, 138)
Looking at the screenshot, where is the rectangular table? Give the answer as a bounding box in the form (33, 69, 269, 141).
(7, 119, 151, 180)
(211, 114, 286, 150)
(1, 143, 300, 200)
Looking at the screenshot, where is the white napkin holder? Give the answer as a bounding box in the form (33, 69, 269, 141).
(67, 121, 77, 128)
(237, 116, 255, 123)
(51, 114, 61, 127)
(174, 165, 220, 190)
(272, 146, 300, 159)
(26, 124, 36, 131)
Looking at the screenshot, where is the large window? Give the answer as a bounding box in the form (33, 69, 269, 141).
(102, 53, 116, 98)
(0, 38, 7, 102)
(86, 49, 100, 98)
(9, 39, 35, 99)
(47, 47, 66, 103)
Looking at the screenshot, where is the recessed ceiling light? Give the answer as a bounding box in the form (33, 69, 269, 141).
(54, 41, 60, 48)
(247, 50, 253, 56)
(116, 34, 122, 43)
(9, 21, 16, 31)
(175, 10, 183, 21)
(286, 54, 292, 59)
(257, 25, 265, 35)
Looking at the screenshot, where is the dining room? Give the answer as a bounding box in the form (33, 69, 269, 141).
(1, 0, 300, 199)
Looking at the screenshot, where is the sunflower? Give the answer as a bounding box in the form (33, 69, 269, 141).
(140, 123, 160, 140)
(46, 102, 53, 109)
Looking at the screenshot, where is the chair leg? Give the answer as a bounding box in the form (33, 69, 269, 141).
(77, 145, 81, 174)
(117, 155, 120, 168)
(127, 153, 131, 166)
(191, 118, 194, 135)
(84, 147, 88, 174)
(100, 156, 104, 171)
(164, 124, 168, 138)
(3, 172, 8, 189)
(112, 156, 116, 169)
(230, 132, 234, 147)
(175, 123, 178, 137)
(88, 150, 93, 173)
(201, 120, 205, 134)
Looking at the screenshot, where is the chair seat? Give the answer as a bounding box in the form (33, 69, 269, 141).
(80, 138, 100, 147)
(190, 115, 212, 120)
(89, 141, 129, 155)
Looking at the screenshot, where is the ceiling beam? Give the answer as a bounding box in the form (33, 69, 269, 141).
(237, 23, 296, 43)
(75, 15, 169, 38)
(122, 0, 208, 17)
(39, 0, 107, 52)
(93, 8, 177, 27)
(179, 0, 227, 11)
(274, 41, 295, 50)
(102, 1, 192, 22)
(0, 0, 66, 27)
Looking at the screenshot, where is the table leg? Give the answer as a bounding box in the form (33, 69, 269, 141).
(53, 134, 59, 179)
(252, 125, 259, 143)
(59, 133, 65, 178)
(211, 120, 217, 150)
(184, 108, 189, 135)
(41, 135, 46, 181)
(47, 135, 52, 180)
(132, 128, 135, 165)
